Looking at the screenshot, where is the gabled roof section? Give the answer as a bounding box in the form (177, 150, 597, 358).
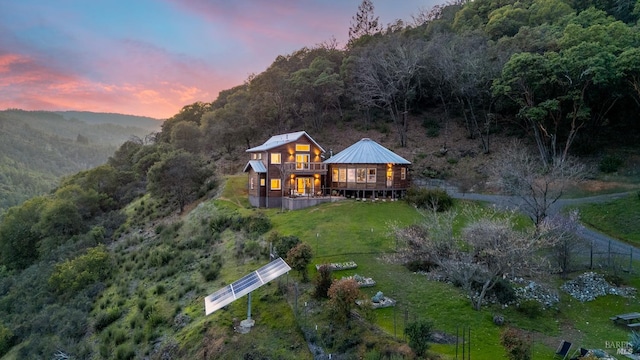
(246, 131, 325, 153)
(243, 160, 267, 173)
(323, 138, 411, 165)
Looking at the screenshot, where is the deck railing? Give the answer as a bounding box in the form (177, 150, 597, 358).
(283, 162, 327, 172)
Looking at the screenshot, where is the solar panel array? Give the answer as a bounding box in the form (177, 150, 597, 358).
(205, 257, 291, 315)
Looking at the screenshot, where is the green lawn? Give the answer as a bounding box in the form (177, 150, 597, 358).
(203, 175, 639, 359)
(572, 193, 640, 245)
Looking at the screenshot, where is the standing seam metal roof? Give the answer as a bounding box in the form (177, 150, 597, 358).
(323, 138, 411, 164)
(246, 131, 325, 153)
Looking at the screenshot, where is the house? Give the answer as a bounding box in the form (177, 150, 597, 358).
(244, 132, 411, 209)
(323, 138, 411, 200)
(243, 131, 328, 209)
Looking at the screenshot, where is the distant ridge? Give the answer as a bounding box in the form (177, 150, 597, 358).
(55, 110, 162, 131)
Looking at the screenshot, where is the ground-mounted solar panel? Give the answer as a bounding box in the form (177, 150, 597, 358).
(205, 257, 291, 315)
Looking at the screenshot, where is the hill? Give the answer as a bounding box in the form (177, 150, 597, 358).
(0, 109, 159, 214)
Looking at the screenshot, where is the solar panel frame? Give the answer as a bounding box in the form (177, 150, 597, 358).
(205, 257, 291, 315)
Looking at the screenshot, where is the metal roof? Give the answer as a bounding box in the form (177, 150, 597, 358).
(246, 131, 325, 153)
(243, 160, 267, 173)
(205, 257, 291, 315)
(323, 138, 411, 164)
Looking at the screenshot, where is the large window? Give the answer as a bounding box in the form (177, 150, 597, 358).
(295, 144, 310, 152)
(270, 179, 281, 190)
(332, 168, 339, 182)
(250, 177, 254, 190)
(338, 168, 347, 182)
(270, 153, 281, 164)
(401, 167, 406, 180)
(296, 154, 310, 169)
(356, 168, 366, 183)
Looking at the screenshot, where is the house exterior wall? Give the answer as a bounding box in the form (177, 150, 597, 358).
(327, 163, 410, 199)
(246, 133, 327, 208)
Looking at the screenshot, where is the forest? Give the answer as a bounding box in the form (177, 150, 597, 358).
(0, 110, 160, 215)
(1, 0, 640, 358)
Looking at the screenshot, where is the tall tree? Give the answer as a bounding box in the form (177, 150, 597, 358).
(350, 34, 426, 147)
(289, 56, 344, 131)
(146, 150, 214, 213)
(348, 0, 382, 46)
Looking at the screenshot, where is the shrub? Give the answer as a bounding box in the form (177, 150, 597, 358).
(269, 233, 301, 258)
(94, 307, 122, 332)
(0, 324, 15, 357)
(599, 155, 623, 173)
(314, 265, 333, 299)
(422, 118, 441, 138)
(200, 255, 222, 282)
(500, 327, 531, 360)
(241, 212, 272, 235)
(49, 245, 113, 294)
(405, 259, 437, 272)
(406, 187, 453, 212)
(405, 319, 433, 357)
(517, 300, 542, 319)
(492, 279, 516, 305)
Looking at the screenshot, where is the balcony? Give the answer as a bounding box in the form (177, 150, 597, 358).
(283, 162, 327, 174)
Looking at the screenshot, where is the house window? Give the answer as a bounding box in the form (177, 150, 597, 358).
(250, 177, 254, 190)
(271, 153, 281, 164)
(296, 154, 310, 169)
(251, 153, 262, 160)
(271, 179, 281, 190)
(260, 179, 265, 186)
(338, 168, 347, 182)
(332, 168, 338, 182)
(347, 168, 356, 183)
(367, 168, 376, 182)
(295, 144, 310, 152)
(356, 168, 366, 183)
(401, 167, 406, 180)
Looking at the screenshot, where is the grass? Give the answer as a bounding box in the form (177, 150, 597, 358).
(89, 174, 638, 359)
(571, 193, 640, 245)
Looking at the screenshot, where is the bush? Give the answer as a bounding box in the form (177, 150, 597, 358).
(406, 187, 453, 212)
(405, 259, 437, 272)
(422, 118, 441, 138)
(200, 255, 222, 282)
(517, 300, 542, 319)
(492, 279, 516, 305)
(500, 327, 531, 360)
(94, 307, 122, 332)
(599, 155, 623, 173)
(49, 245, 113, 294)
(405, 319, 433, 357)
(314, 265, 333, 299)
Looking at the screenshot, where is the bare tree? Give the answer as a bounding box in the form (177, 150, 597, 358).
(350, 34, 426, 147)
(491, 140, 586, 225)
(392, 209, 557, 310)
(543, 211, 585, 278)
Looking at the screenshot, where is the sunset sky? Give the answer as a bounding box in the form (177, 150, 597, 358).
(0, 0, 434, 119)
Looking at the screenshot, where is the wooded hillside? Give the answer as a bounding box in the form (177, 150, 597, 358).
(0, 110, 160, 214)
